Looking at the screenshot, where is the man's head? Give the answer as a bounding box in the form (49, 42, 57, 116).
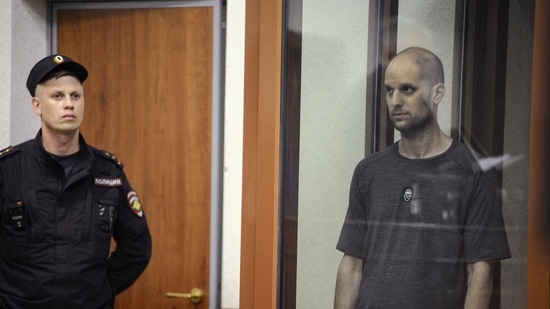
(26, 54, 88, 97)
(384, 47, 446, 136)
(28, 55, 88, 136)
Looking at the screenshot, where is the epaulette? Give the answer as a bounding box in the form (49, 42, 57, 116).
(0, 146, 19, 160)
(95, 149, 124, 168)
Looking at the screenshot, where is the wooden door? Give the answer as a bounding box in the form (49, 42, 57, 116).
(56, 6, 213, 309)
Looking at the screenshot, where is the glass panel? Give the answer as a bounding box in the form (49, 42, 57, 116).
(295, 1, 369, 308)
(289, 1, 533, 308)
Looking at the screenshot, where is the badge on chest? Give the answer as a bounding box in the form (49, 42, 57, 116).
(8, 201, 26, 230)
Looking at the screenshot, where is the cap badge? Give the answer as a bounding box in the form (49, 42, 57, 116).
(53, 55, 64, 64)
(403, 187, 413, 202)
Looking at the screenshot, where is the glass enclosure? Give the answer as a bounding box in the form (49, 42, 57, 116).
(281, 0, 533, 308)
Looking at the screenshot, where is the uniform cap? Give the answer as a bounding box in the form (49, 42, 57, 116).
(26, 54, 88, 96)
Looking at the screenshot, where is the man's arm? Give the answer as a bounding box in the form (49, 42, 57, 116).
(334, 254, 362, 309)
(464, 260, 494, 309)
(107, 229, 152, 293)
(107, 176, 152, 294)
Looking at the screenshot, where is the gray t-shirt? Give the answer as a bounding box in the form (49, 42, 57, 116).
(336, 140, 510, 309)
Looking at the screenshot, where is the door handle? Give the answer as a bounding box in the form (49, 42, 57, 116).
(166, 288, 204, 304)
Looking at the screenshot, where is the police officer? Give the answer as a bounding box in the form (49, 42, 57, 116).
(0, 55, 152, 308)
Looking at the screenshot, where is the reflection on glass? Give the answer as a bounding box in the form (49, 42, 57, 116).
(292, 1, 532, 308)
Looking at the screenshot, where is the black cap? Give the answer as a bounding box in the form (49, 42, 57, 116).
(26, 54, 88, 96)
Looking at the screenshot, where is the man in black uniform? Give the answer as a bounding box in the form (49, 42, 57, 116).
(0, 54, 152, 308)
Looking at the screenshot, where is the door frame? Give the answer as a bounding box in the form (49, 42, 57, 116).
(48, 1, 224, 308)
(239, 0, 283, 308)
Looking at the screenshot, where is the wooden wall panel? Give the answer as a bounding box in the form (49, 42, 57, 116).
(527, 0, 550, 307)
(240, 0, 283, 308)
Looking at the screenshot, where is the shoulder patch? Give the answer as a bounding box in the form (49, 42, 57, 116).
(95, 149, 124, 168)
(127, 191, 144, 217)
(0, 146, 19, 160)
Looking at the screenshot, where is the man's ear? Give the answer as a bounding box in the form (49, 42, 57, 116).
(432, 83, 446, 105)
(32, 97, 42, 116)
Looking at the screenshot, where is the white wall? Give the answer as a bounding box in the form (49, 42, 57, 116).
(0, 1, 12, 148)
(1, 0, 46, 147)
(221, 1, 245, 308)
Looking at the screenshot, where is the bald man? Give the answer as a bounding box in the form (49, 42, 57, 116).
(334, 47, 510, 309)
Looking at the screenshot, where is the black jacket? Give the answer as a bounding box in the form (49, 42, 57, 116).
(0, 132, 152, 308)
